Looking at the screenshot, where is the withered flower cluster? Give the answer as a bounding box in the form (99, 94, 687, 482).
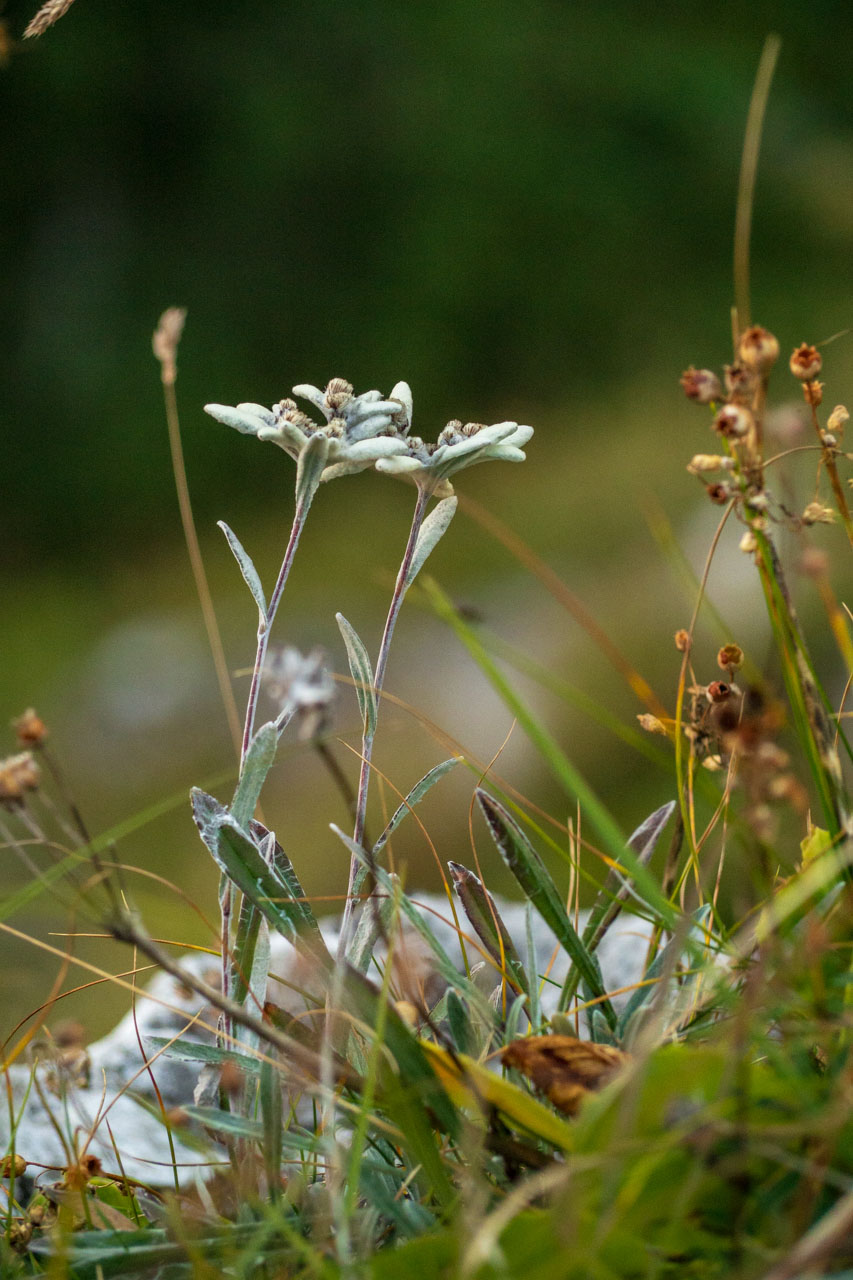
(681, 326, 849, 542)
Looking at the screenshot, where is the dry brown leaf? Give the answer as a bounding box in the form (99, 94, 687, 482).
(502, 1034, 630, 1115)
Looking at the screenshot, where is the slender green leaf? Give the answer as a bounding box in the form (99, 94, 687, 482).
(405, 495, 458, 587)
(184, 1105, 265, 1141)
(581, 800, 676, 953)
(340, 965, 459, 1209)
(192, 789, 329, 962)
(231, 720, 277, 830)
(336, 612, 377, 737)
(618, 905, 716, 1046)
(476, 789, 617, 1030)
(217, 520, 267, 620)
(446, 988, 476, 1056)
(426, 579, 678, 926)
(329, 825, 498, 1030)
(250, 818, 320, 933)
(448, 861, 528, 995)
(144, 1037, 261, 1073)
(347, 881, 398, 973)
(372, 757, 461, 854)
(260, 1056, 283, 1201)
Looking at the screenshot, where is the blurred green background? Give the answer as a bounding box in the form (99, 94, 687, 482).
(2, 0, 852, 1041)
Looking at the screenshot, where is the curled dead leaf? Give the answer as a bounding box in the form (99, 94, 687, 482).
(502, 1034, 630, 1115)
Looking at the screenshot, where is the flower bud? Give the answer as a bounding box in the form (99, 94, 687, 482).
(739, 531, 758, 554)
(738, 325, 779, 374)
(679, 367, 722, 404)
(789, 343, 822, 381)
(803, 380, 824, 407)
(674, 629, 691, 653)
(714, 404, 752, 439)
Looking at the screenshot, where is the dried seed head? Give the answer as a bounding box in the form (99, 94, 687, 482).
(674, 628, 691, 653)
(724, 362, 756, 399)
(828, 405, 849, 435)
(637, 713, 668, 736)
(12, 708, 48, 747)
(0, 1154, 27, 1179)
(152, 307, 187, 386)
(679, 367, 722, 404)
(803, 379, 824, 408)
(687, 454, 733, 476)
(714, 404, 752, 439)
(0, 752, 40, 806)
(738, 325, 779, 374)
(717, 644, 744, 672)
(706, 681, 732, 704)
(790, 343, 822, 381)
(802, 502, 835, 526)
(705, 482, 732, 505)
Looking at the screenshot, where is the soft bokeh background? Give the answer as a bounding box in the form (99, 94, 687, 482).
(2, 0, 852, 1040)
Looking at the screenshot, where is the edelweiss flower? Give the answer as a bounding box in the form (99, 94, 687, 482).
(263, 646, 336, 740)
(205, 378, 410, 481)
(375, 417, 534, 496)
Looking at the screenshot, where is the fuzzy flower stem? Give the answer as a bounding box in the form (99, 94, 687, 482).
(223, 486, 314, 1041)
(338, 484, 431, 953)
(240, 491, 315, 768)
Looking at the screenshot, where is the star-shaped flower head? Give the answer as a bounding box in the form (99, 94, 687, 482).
(375, 414, 534, 497)
(204, 378, 410, 482)
(263, 645, 335, 740)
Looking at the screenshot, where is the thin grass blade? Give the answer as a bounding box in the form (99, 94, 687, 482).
(448, 861, 528, 996)
(475, 789, 617, 1030)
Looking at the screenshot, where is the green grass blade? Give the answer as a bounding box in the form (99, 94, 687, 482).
(475, 789, 617, 1030)
(426, 579, 678, 926)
